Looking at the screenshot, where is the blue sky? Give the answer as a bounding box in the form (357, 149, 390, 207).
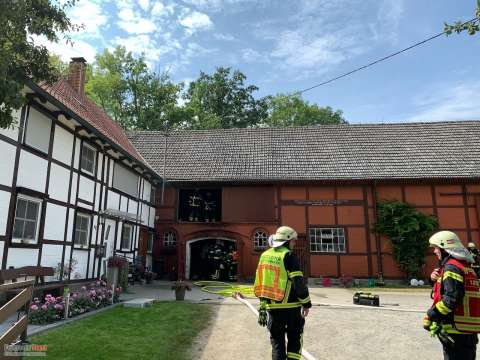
(40, 0, 480, 123)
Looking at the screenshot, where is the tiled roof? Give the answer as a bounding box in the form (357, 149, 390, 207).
(36, 79, 150, 169)
(128, 122, 480, 182)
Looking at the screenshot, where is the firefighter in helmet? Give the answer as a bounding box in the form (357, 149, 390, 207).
(424, 230, 480, 359)
(467, 242, 480, 277)
(254, 226, 311, 360)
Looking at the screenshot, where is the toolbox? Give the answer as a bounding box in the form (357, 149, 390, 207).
(353, 292, 380, 307)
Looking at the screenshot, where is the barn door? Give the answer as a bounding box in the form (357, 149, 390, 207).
(294, 234, 310, 279)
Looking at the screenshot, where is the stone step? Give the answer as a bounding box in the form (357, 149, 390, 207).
(123, 298, 155, 308)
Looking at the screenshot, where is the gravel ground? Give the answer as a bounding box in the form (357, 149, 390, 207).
(190, 287, 448, 360)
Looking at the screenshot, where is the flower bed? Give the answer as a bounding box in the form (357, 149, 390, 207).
(29, 280, 122, 325)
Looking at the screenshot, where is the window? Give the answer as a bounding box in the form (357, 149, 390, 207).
(178, 189, 221, 222)
(309, 228, 346, 253)
(80, 142, 96, 175)
(121, 224, 132, 250)
(253, 230, 269, 250)
(12, 195, 42, 244)
(150, 187, 156, 204)
(147, 233, 154, 253)
(24, 107, 51, 153)
(74, 213, 91, 247)
(113, 163, 139, 197)
(163, 231, 176, 247)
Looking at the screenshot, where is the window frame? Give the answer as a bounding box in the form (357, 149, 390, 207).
(12, 194, 42, 244)
(74, 212, 91, 248)
(163, 230, 176, 247)
(121, 224, 133, 251)
(253, 229, 269, 251)
(309, 227, 346, 253)
(80, 142, 97, 176)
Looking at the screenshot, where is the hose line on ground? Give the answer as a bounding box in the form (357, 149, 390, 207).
(194, 281, 255, 298)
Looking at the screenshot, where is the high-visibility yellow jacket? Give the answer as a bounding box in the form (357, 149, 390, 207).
(254, 246, 311, 310)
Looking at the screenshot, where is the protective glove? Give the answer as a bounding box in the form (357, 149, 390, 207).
(423, 315, 431, 331)
(429, 321, 441, 337)
(258, 302, 268, 327)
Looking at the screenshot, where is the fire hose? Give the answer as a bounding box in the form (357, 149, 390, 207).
(195, 281, 317, 360)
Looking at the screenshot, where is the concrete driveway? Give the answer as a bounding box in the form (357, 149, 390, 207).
(190, 286, 445, 360)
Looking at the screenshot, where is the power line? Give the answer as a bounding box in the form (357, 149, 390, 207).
(297, 17, 479, 95)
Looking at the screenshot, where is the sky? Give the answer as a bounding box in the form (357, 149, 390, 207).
(39, 0, 480, 124)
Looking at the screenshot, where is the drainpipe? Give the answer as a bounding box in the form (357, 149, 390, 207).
(161, 132, 168, 206)
(371, 180, 384, 279)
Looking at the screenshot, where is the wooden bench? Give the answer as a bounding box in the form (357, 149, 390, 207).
(0, 266, 64, 301)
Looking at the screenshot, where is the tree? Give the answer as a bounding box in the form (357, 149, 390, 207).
(375, 201, 438, 279)
(183, 67, 269, 129)
(262, 93, 347, 127)
(85, 46, 183, 130)
(0, 0, 79, 128)
(444, 0, 480, 36)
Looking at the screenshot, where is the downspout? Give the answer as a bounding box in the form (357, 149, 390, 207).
(371, 180, 384, 279)
(161, 132, 168, 206)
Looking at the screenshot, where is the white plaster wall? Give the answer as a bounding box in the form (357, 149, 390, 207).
(104, 219, 116, 258)
(73, 139, 81, 169)
(44, 203, 66, 240)
(91, 216, 98, 245)
(63, 247, 71, 272)
(109, 160, 114, 187)
(0, 191, 11, 236)
(66, 210, 74, 242)
(149, 206, 155, 228)
(107, 191, 120, 210)
(0, 140, 16, 187)
(116, 221, 123, 251)
(78, 175, 94, 203)
(0, 241, 4, 268)
(40, 244, 63, 268)
(95, 183, 101, 211)
(70, 173, 78, 204)
(48, 164, 70, 202)
(17, 150, 47, 193)
(71, 250, 88, 279)
(0, 109, 21, 140)
(52, 125, 74, 165)
(7, 248, 39, 268)
(97, 154, 103, 182)
(143, 181, 151, 202)
(120, 196, 128, 212)
(128, 200, 138, 217)
(90, 249, 96, 278)
(141, 203, 149, 225)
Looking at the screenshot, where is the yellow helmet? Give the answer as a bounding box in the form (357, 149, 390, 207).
(269, 226, 298, 248)
(429, 231, 463, 250)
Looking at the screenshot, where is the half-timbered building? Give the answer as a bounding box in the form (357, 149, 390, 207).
(0, 58, 160, 282)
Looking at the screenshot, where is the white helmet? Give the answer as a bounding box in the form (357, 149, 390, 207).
(268, 226, 298, 248)
(429, 231, 474, 263)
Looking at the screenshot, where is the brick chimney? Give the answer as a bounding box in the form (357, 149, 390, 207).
(67, 57, 87, 94)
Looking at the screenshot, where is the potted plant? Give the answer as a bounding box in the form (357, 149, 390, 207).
(171, 280, 191, 301)
(107, 256, 127, 288)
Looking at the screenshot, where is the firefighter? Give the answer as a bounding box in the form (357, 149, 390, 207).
(424, 230, 480, 360)
(254, 226, 311, 360)
(467, 242, 480, 277)
(188, 190, 202, 222)
(227, 246, 239, 281)
(211, 242, 225, 280)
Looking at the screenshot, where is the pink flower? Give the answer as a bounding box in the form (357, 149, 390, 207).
(96, 281, 101, 286)
(30, 304, 38, 311)
(54, 304, 64, 310)
(41, 304, 48, 311)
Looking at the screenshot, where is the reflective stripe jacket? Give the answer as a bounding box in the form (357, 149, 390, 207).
(254, 246, 312, 310)
(428, 257, 480, 334)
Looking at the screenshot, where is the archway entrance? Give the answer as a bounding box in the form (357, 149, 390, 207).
(185, 238, 236, 280)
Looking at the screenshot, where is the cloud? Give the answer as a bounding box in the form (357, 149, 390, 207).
(375, 0, 404, 44)
(178, 11, 213, 35)
(151, 2, 175, 17)
(137, 0, 150, 11)
(181, 0, 257, 12)
(33, 35, 98, 63)
(117, 0, 157, 34)
(68, 0, 107, 38)
(214, 33, 236, 41)
(406, 82, 480, 122)
(241, 48, 268, 63)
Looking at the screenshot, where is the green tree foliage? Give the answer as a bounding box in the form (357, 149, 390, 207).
(85, 46, 183, 130)
(444, 0, 480, 36)
(0, 0, 79, 128)
(375, 201, 438, 278)
(262, 93, 347, 127)
(182, 67, 269, 129)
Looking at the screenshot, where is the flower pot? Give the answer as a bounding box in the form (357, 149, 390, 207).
(175, 287, 186, 301)
(107, 267, 119, 287)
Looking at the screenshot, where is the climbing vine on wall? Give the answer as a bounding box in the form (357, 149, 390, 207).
(374, 200, 438, 278)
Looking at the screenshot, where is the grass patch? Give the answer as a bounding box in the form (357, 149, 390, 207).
(29, 302, 214, 360)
